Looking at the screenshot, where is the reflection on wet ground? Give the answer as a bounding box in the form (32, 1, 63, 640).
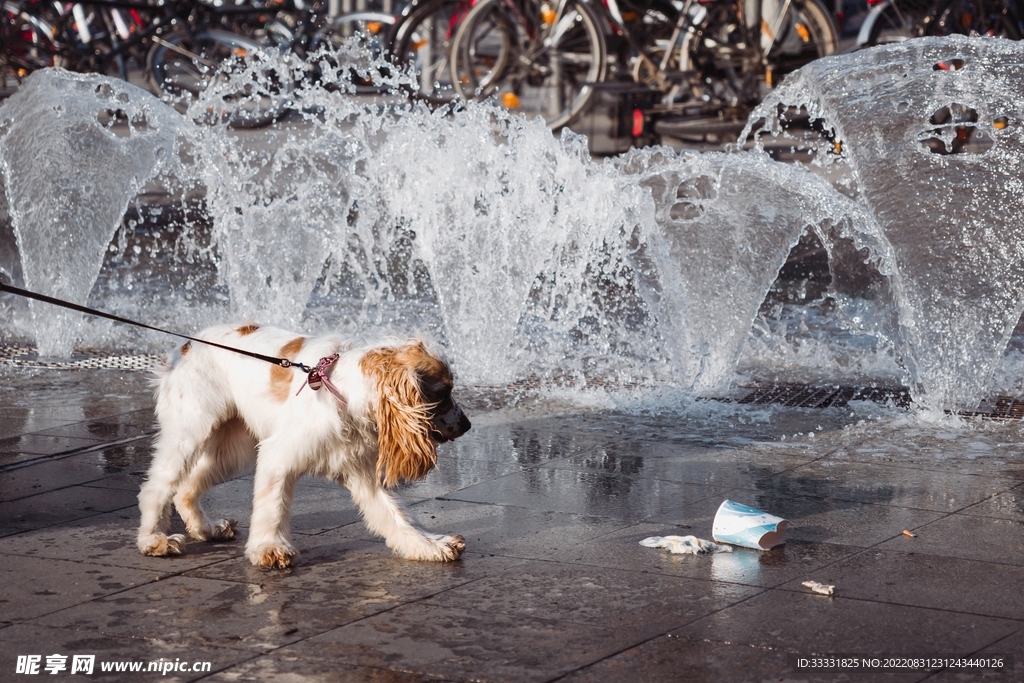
(2, 367, 1024, 681)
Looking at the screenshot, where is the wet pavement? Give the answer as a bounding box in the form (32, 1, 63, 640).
(1, 365, 1023, 682)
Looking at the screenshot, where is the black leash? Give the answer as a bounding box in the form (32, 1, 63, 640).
(0, 281, 312, 373)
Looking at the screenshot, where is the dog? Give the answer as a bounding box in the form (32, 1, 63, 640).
(136, 324, 471, 568)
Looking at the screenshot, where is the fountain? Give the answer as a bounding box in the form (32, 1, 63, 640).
(1, 36, 1023, 411)
(747, 35, 1024, 411)
(0, 73, 182, 356)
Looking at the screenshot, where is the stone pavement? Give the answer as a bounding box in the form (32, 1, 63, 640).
(2, 365, 1024, 682)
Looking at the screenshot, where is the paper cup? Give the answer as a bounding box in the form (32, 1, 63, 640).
(712, 500, 787, 550)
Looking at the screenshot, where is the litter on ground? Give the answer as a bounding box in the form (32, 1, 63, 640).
(640, 535, 733, 555)
(802, 580, 836, 596)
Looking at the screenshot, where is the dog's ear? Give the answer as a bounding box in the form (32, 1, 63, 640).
(360, 344, 438, 488)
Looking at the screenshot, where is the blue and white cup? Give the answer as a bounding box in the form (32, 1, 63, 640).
(712, 500, 788, 550)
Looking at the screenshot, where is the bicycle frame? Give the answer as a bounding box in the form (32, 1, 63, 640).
(443, 0, 835, 129)
(47, 0, 272, 80)
(596, 0, 790, 82)
(855, 0, 911, 47)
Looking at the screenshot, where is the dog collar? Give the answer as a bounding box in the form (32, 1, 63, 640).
(296, 354, 347, 405)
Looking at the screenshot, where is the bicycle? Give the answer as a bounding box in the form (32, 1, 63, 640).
(856, 0, 1024, 49)
(924, 0, 1021, 37)
(855, 0, 933, 46)
(385, 0, 472, 103)
(446, 0, 838, 130)
(1, 0, 63, 97)
(0, 0, 295, 125)
(139, 0, 299, 126)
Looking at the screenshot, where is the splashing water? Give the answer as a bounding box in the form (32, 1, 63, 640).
(747, 36, 1024, 410)
(0, 73, 182, 356)
(1, 37, 1023, 410)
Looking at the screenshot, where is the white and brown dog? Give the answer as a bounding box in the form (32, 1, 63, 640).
(136, 324, 471, 568)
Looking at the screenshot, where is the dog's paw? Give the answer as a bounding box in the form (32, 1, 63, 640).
(209, 519, 238, 542)
(246, 543, 298, 569)
(138, 533, 187, 557)
(416, 533, 466, 562)
(440, 534, 467, 561)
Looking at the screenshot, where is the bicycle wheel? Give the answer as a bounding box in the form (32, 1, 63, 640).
(1, 1, 60, 97)
(311, 11, 396, 57)
(864, 0, 932, 45)
(925, 0, 1021, 37)
(450, 0, 607, 130)
(768, 0, 838, 72)
(388, 0, 468, 104)
(310, 12, 397, 91)
(146, 28, 293, 128)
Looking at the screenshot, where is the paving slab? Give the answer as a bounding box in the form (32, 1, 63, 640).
(0, 554, 160, 622)
(548, 519, 864, 589)
(776, 547, 1024, 620)
(2, 366, 1024, 682)
(201, 653, 456, 682)
(414, 558, 762, 637)
(960, 486, 1024, 522)
(648, 488, 949, 547)
(444, 468, 729, 521)
(397, 457, 528, 500)
(0, 406, 96, 440)
(0, 485, 139, 531)
(819, 421, 1024, 478)
(438, 412, 634, 463)
(276, 601, 640, 682)
(0, 434, 113, 466)
(195, 476, 365, 536)
(0, 439, 153, 500)
(393, 498, 635, 560)
(671, 589, 1020, 657)
(538, 439, 818, 490)
(0, 623, 253, 682)
(955, 630, 1024, 683)
(182, 539, 521, 603)
(875, 512, 1024, 566)
(31, 411, 155, 441)
(560, 634, 928, 683)
(31, 572, 392, 654)
(0, 509, 242, 572)
(757, 458, 1020, 512)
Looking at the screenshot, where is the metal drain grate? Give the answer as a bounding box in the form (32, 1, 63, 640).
(737, 384, 913, 409)
(737, 383, 1024, 419)
(0, 344, 163, 371)
(964, 396, 1024, 420)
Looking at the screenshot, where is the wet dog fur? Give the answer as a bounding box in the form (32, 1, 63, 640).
(136, 324, 471, 568)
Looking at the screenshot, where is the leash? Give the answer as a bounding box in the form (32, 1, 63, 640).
(0, 281, 347, 404)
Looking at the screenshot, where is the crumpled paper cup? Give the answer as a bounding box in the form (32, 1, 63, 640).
(712, 500, 787, 550)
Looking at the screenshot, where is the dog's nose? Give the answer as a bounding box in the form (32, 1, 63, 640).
(457, 411, 471, 435)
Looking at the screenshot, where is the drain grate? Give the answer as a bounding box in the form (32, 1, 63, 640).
(965, 396, 1024, 420)
(737, 383, 913, 409)
(0, 344, 163, 371)
(737, 383, 1024, 419)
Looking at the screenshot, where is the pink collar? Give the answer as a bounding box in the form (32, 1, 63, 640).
(296, 354, 347, 405)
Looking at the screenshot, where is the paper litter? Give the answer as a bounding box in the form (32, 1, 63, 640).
(802, 580, 835, 596)
(712, 500, 787, 550)
(640, 535, 733, 555)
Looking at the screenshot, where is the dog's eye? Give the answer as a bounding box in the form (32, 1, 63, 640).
(427, 390, 451, 405)
(421, 380, 452, 403)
